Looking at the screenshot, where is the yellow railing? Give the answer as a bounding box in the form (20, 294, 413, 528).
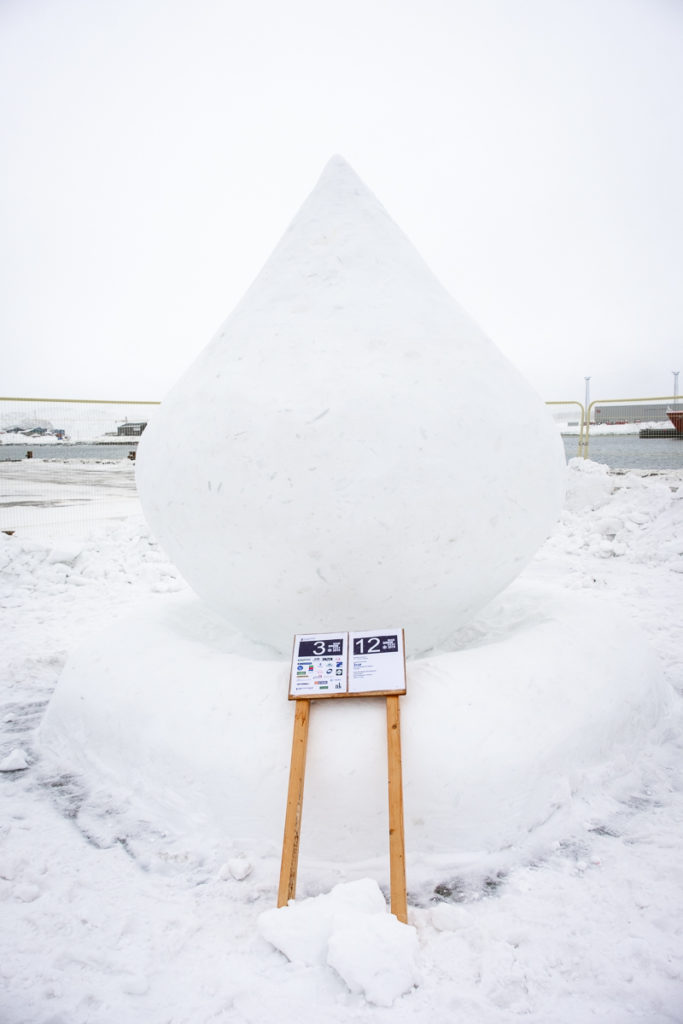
(545, 401, 586, 458)
(584, 396, 678, 459)
(0, 396, 160, 405)
(546, 396, 680, 459)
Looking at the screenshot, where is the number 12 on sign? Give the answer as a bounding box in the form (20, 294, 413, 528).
(349, 630, 405, 695)
(353, 634, 399, 655)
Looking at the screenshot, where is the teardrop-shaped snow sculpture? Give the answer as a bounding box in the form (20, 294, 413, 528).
(137, 156, 565, 655)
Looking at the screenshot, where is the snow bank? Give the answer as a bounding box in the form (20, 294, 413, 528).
(137, 156, 565, 656)
(561, 421, 671, 435)
(556, 459, 683, 567)
(0, 431, 66, 445)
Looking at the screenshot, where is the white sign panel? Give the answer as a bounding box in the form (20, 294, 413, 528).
(289, 629, 407, 699)
(289, 632, 348, 698)
(349, 629, 406, 695)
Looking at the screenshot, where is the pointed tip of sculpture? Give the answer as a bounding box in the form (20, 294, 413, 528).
(267, 153, 391, 263)
(322, 152, 355, 173)
(316, 153, 367, 192)
(299, 154, 394, 238)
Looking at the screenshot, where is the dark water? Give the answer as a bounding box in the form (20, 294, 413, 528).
(0, 443, 137, 462)
(2, 438, 682, 471)
(562, 433, 683, 470)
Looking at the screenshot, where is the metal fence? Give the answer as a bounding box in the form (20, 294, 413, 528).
(0, 397, 160, 537)
(0, 395, 160, 447)
(1, 394, 682, 538)
(551, 395, 683, 462)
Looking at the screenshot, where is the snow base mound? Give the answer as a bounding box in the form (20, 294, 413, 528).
(38, 579, 670, 868)
(258, 879, 420, 1007)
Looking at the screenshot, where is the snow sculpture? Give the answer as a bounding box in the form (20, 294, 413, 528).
(137, 156, 565, 654)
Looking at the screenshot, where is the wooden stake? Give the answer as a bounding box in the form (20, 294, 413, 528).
(386, 694, 408, 923)
(277, 698, 311, 907)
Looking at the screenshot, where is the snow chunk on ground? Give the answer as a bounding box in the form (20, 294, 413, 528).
(259, 880, 419, 1006)
(0, 747, 29, 771)
(327, 912, 420, 1006)
(259, 878, 386, 965)
(225, 856, 252, 881)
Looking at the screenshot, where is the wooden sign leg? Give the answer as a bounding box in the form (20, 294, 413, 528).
(386, 695, 408, 923)
(277, 699, 311, 907)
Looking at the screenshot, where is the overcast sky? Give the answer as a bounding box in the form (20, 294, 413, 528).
(2, 0, 682, 405)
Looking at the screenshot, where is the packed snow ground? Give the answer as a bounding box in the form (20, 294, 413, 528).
(1, 458, 683, 1022)
(0, 458, 139, 536)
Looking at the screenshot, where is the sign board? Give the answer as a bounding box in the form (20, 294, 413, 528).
(289, 632, 348, 698)
(289, 629, 406, 699)
(349, 630, 406, 695)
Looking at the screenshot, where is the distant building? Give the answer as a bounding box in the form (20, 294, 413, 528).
(593, 404, 669, 424)
(6, 425, 66, 438)
(117, 422, 147, 436)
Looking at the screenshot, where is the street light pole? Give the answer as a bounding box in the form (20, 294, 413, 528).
(673, 370, 680, 408)
(580, 376, 591, 459)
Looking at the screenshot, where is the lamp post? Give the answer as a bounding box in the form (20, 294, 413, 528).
(579, 375, 591, 459)
(673, 370, 680, 408)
